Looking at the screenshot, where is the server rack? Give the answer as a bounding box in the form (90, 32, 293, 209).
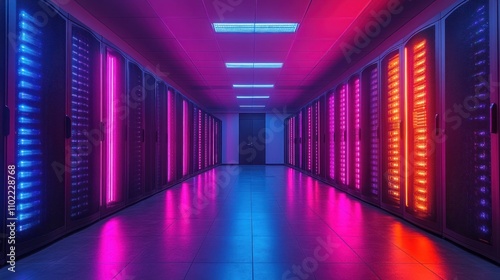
(381, 49, 404, 215)
(360, 64, 381, 205)
(348, 75, 361, 194)
(103, 47, 127, 210)
(338, 84, 348, 189)
(127, 62, 145, 201)
(403, 26, 439, 232)
(7, 0, 67, 255)
(175, 92, 183, 180)
(313, 100, 321, 176)
(66, 24, 101, 230)
(443, 0, 499, 262)
(156, 82, 168, 189)
(182, 99, 190, 177)
(144, 72, 157, 194)
(327, 90, 337, 184)
(167, 88, 176, 182)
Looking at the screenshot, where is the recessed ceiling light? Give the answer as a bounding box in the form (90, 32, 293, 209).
(226, 63, 283, 69)
(213, 23, 299, 33)
(240, 105, 266, 108)
(236, 96, 270, 99)
(233, 84, 274, 88)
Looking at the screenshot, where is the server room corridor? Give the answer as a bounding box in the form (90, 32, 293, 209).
(0, 166, 498, 280)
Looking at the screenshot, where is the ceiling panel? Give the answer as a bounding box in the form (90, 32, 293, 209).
(72, 0, 433, 112)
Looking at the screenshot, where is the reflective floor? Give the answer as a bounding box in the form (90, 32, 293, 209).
(1, 166, 500, 279)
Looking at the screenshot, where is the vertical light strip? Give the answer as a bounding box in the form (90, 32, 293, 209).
(167, 90, 174, 181)
(404, 47, 409, 208)
(354, 78, 361, 189)
(106, 53, 116, 204)
(315, 102, 320, 175)
(340, 85, 347, 185)
(387, 54, 401, 202)
(299, 112, 303, 168)
(182, 100, 188, 176)
(307, 106, 312, 171)
(198, 110, 202, 170)
(411, 40, 429, 214)
(329, 93, 335, 180)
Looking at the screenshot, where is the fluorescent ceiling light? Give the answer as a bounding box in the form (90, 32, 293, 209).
(233, 84, 274, 88)
(240, 105, 266, 108)
(236, 96, 270, 99)
(226, 63, 283, 69)
(213, 23, 299, 33)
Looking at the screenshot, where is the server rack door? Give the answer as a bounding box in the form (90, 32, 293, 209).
(338, 84, 348, 189)
(7, 0, 67, 255)
(127, 62, 145, 201)
(327, 91, 336, 183)
(144, 73, 156, 193)
(175, 92, 183, 179)
(1, 0, 6, 265)
(348, 75, 361, 194)
(104, 48, 127, 209)
(195, 108, 202, 171)
(67, 25, 101, 229)
(444, 0, 499, 260)
(381, 50, 404, 214)
(360, 64, 381, 204)
(182, 99, 189, 176)
(167, 89, 176, 182)
(306, 105, 313, 172)
(314, 101, 321, 176)
(403, 26, 439, 230)
(156, 82, 167, 189)
(189, 102, 195, 173)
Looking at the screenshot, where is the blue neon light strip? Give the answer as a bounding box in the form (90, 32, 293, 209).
(226, 63, 283, 69)
(233, 84, 274, 88)
(213, 23, 299, 33)
(236, 96, 270, 99)
(17, 10, 43, 232)
(70, 31, 92, 219)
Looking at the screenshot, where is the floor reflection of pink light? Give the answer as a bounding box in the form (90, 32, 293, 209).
(97, 219, 124, 267)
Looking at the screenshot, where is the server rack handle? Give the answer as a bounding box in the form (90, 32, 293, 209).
(65, 116, 72, 139)
(491, 103, 498, 134)
(3, 106, 10, 136)
(435, 114, 439, 136)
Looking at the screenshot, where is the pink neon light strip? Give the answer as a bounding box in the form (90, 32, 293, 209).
(183, 100, 188, 176)
(107, 53, 117, 204)
(167, 90, 174, 182)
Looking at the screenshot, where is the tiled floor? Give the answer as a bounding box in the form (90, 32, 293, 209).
(1, 166, 500, 279)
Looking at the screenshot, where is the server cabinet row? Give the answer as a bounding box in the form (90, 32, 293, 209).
(0, 0, 222, 264)
(285, 0, 499, 263)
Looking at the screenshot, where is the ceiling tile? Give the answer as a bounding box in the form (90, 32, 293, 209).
(148, 0, 207, 18)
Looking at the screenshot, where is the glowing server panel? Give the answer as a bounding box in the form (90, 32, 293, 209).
(381, 51, 403, 211)
(360, 64, 380, 203)
(404, 27, 437, 224)
(9, 0, 67, 252)
(68, 25, 101, 225)
(444, 0, 498, 257)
